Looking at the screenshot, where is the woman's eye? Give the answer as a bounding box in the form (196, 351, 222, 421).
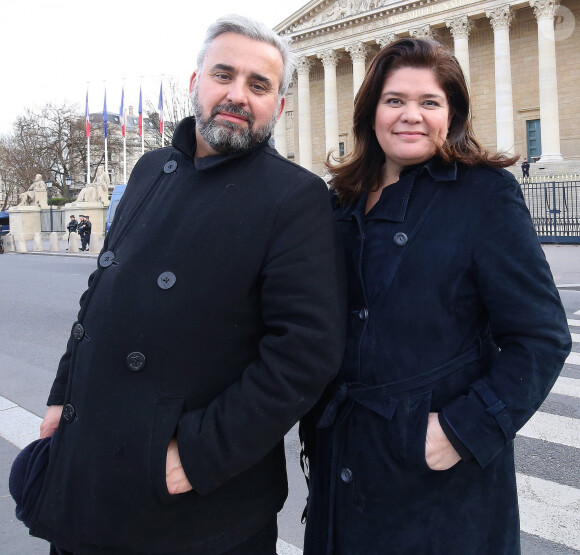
(386, 98, 402, 105)
(422, 100, 440, 107)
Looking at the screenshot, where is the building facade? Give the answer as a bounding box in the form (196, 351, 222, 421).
(274, 0, 580, 176)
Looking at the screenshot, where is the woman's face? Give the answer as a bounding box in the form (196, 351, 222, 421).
(374, 66, 450, 175)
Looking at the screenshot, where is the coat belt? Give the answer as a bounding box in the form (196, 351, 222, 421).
(317, 335, 492, 429)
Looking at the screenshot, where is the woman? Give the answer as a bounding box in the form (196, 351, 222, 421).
(301, 38, 571, 554)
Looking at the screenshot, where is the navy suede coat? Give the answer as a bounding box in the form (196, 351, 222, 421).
(302, 159, 571, 555)
(28, 118, 346, 554)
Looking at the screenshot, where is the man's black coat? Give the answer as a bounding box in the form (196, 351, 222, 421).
(28, 118, 346, 554)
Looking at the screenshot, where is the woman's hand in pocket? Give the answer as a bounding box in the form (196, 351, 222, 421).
(166, 438, 193, 495)
(425, 413, 461, 471)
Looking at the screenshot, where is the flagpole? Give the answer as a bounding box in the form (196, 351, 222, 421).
(86, 85, 91, 184)
(159, 77, 164, 148)
(140, 80, 144, 156)
(103, 84, 108, 175)
(123, 109, 127, 184)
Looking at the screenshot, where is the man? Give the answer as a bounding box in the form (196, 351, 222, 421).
(66, 215, 77, 240)
(77, 215, 91, 251)
(31, 14, 345, 554)
(521, 158, 530, 178)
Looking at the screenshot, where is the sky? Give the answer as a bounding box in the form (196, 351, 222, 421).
(0, 0, 309, 135)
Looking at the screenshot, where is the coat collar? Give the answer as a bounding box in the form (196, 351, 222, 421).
(171, 116, 271, 171)
(335, 157, 457, 223)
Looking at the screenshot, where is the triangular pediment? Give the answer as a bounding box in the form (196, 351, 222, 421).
(275, 0, 395, 34)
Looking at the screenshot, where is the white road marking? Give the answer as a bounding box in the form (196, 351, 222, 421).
(517, 473, 580, 551)
(551, 376, 580, 398)
(518, 411, 580, 450)
(276, 539, 303, 554)
(571, 333, 580, 343)
(567, 319, 580, 327)
(566, 351, 580, 366)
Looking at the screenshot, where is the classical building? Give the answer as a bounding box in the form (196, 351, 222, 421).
(274, 0, 580, 176)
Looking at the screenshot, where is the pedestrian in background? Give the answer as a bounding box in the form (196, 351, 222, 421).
(66, 215, 77, 243)
(521, 158, 530, 178)
(77, 215, 91, 251)
(11, 14, 346, 555)
(301, 38, 571, 555)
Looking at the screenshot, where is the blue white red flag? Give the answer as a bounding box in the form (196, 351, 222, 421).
(103, 90, 108, 139)
(139, 87, 143, 137)
(85, 91, 90, 138)
(158, 83, 164, 135)
(119, 87, 125, 138)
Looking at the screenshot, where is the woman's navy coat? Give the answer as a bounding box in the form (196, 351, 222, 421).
(303, 159, 571, 555)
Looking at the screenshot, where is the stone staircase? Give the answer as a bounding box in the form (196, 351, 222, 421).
(506, 159, 580, 180)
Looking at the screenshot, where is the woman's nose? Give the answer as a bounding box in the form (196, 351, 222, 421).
(401, 102, 422, 123)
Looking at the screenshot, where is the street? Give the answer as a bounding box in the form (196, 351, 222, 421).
(1, 248, 579, 554)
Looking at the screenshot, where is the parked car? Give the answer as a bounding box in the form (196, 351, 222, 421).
(0, 211, 9, 236)
(105, 185, 126, 235)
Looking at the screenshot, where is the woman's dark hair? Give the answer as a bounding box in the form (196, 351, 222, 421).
(329, 38, 518, 203)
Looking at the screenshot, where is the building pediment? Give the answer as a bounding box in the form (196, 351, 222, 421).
(275, 0, 404, 35)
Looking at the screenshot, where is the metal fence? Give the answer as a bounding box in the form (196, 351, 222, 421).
(40, 208, 66, 233)
(519, 176, 580, 244)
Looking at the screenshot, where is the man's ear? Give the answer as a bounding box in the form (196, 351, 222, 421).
(276, 97, 286, 121)
(189, 71, 198, 98)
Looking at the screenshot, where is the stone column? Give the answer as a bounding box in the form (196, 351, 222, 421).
(346, 42, 368, 98)
(530, 0, 563, 161)
(486, 5, 515, 155)
(376, 33, 396, 49)
(317, 49, 341, 158)
(445, 15, 472, 87)
(409, 24, 434, 39)
(296, 56, 314, 170)
(274, 109, 287, 158)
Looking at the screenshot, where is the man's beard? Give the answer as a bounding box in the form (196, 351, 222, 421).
(192, 84, 278, 155)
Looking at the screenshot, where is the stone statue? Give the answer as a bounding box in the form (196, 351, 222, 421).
(18, 174, 49, 208)
(75, 167, 110, 204)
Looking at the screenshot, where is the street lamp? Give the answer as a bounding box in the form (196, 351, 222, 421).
(45, 178, 53, 233)
(65, 175, 73, 200)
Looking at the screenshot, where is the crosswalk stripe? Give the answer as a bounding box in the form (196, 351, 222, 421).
(551, 376, 580, 398)
(276, 539, 303, 554)
(566, 351, 580, 366)
(517, 473, 580, 551)
(567, 319, 580, 327)
(518, 411, 580, 449)
(574, 309, 580, 316)
(571, 333, 580, 343)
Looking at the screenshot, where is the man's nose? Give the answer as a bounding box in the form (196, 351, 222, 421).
(225, 79, 248, 105)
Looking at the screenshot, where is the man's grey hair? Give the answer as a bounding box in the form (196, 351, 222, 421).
(197, 14, 295, 99)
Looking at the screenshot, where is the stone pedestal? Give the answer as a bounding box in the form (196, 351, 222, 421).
(8, 206, 41, 240)
(63, 203, 108, 237)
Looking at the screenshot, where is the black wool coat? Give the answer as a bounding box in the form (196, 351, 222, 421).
(28, 118, 347, 554)
(302, 159, 571, 555)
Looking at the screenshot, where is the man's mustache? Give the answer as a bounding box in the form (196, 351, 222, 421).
(210, 104, 255, 126)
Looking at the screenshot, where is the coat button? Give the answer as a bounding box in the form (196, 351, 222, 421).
(62, 403, 76, 423)
(72, 323, 85, 342)
(157, 271, 176, 290)
(394, 232, 408, 247)
(358, 308, 368, 320)
(99, 251, 115, 268)
(163, 160, 178, 173)
(340, 468, 353, 484)
(126, 352, 146, 372)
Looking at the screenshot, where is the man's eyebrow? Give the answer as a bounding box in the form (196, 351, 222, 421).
(209, 63, 274, 89)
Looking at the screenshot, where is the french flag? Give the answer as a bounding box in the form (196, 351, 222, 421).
(85, 91, 90, 138)
(158, 83, 164, 135)
(138, 87, 143, 137)
(103, 90, 108, 139)
(120, 87, 125, 138)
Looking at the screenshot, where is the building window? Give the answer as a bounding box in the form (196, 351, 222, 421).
(339, 142, 345, 157)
